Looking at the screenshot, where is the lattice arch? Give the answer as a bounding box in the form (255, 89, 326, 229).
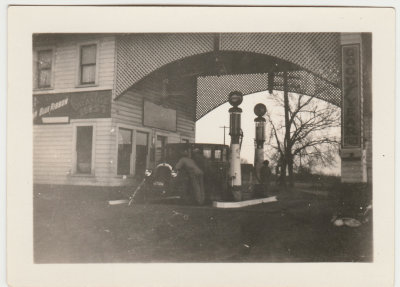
(196, 71, 341, 120)
(220, 33, 340, 85)
(114, 33, 342, 101)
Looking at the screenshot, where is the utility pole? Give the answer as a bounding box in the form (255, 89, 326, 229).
(283, 71, 293, 188)
(220, 126, 228, 145)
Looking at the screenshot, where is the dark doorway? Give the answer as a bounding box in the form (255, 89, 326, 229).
(76, 126, 93, 174)
(135, 131, 149, 177)
(117, 128, 132, 175)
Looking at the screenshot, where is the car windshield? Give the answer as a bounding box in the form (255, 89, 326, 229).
(203, 148, 212, 159)
(214, 149, 222, 160)
(166, 144, 228, 164)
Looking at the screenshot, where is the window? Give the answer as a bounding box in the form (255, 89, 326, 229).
(117, 128, 133, 175)
(182, 138, 190, 143)
(214, 149, 222, 160)
(155, 135, 167, 164)
(80, 44, 97, 85)
(37, 49, 53, 88)
(222, 147, 227, 162)
(76, 126, 93, 174)
(135, 132, 149, 177)
(203, 148, 212, 159)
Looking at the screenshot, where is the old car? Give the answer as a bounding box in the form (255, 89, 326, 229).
(143, 143, 230, 204)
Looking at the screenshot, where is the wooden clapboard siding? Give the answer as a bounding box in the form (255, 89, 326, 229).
(112, 72, 196, 141)
(167, 134, 181, 144)
(176, 116, 195, 138)
(33, 118, 136, 186)
(98, 38, 116, 88)
(33, 35, 115, 92)
(32, 34, 198, 186)
(53, 45, 76, 90)
(33, 124, 73, 185)
(112, 93, 142, 126)
(93, 119, 115, 181)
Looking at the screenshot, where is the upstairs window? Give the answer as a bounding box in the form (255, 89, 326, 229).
(37, 49, 53, 88)
(80, 44, 97, 85)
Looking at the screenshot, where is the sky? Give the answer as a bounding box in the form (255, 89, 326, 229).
(195, 91, 341, 175)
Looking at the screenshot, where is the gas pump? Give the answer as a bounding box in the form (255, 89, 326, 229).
(253, 103, 267, 182)
(228, 91, 243, 201)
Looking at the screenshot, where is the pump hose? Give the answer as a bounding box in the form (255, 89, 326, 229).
(239, 129, 244, 151)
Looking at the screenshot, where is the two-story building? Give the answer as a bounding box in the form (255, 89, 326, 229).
(33, 33, 372, 188)
(33, 34, 196, 187)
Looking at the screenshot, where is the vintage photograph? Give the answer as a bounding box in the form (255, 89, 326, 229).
(32, 32, 373, 263)
(6, 5, 397, 287)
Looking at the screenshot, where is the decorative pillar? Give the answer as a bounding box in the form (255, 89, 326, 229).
(340, 33, 369, 183)
(253, 103, 267, 182)
(228, 91, 243, 201)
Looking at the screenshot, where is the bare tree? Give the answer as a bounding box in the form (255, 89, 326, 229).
(265, 90, 341, 187)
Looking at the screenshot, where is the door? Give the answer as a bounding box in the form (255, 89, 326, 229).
(76, 126, 93, 174)
(117, 128, 133, 175)
(135, 131, 149, 177)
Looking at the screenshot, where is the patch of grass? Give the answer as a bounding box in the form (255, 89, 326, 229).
(33, 184, 373, 263)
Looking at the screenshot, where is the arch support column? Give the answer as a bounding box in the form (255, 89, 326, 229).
(340, 33, 372, 183)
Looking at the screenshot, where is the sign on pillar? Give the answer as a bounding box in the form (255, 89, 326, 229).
(228, 91, 243, 201)
(340, 33, 367, 183)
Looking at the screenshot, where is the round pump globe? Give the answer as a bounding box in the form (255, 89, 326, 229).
(228, 91, 243, 107)
(254, 103, 267, 117)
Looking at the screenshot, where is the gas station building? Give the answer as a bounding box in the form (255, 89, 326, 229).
(32, 33, 372, 187)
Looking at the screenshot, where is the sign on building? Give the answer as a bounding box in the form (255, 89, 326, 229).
(143, 100, 177, 132)
(342, 44, 361, 148)
(33, 91, 111, 124)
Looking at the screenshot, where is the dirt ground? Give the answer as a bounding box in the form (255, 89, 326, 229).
(33, 184, 373, 263)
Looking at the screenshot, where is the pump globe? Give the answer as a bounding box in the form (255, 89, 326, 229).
(254, 103, 267, 117)
(228, 91, 243, 107)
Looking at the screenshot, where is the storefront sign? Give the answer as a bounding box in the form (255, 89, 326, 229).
(342, 45, 361, 148)
(33, 90, 111, 124)
(33, 93, 71, 124)
(41, 116, 69, 124)
(70, 91, 111, 119)
(143, 100, 177, 131)
(37, 97, 69, 117)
